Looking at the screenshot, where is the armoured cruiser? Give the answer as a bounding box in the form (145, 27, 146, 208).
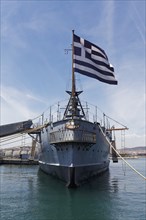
(38, 31, 119, 187)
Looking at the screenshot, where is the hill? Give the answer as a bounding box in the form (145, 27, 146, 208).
(118, 146, 146, 156)
(121, 146, 146, 151)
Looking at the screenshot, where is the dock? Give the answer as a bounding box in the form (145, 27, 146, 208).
(0, 158, 39, 165)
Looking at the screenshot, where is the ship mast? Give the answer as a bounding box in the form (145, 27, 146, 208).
(72, 30, 76, 99)
(71, 29, 77, 118)
(63, 30, 85, 120)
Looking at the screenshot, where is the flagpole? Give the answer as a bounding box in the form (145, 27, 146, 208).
(71, 30, 76, 118)
(72, 30, 75, 98)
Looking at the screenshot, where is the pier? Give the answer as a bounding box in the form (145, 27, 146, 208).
(0, 158, 39, 165)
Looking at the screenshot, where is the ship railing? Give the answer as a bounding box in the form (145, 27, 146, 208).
(50, 129, 96, 144)
(39, 99, 105, 126)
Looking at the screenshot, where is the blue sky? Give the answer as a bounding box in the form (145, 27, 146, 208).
(1, 0, 145, 148)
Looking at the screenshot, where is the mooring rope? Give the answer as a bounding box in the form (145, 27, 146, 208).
(110, 142, 146, 180)
(99, 125, 146, 181)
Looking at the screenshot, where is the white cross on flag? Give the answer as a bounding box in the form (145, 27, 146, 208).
(73, 34, 118, 85)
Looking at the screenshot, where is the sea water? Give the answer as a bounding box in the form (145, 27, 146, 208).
(0, 158, 146, 220)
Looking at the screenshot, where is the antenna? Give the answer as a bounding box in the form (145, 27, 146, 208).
(64, 48, 72, 54)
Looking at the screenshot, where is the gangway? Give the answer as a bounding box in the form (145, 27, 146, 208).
(0, 120, 33, 138)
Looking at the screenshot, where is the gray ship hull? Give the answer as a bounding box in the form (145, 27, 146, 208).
(39, 162, 109, 187)
(39, 119, 110, 186)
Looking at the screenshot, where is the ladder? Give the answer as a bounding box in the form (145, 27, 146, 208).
(21, 133, 25, 147)
(121, 129, 126, 174)
(111, 130, 118, 163)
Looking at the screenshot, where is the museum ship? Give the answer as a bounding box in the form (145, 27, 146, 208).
(38, 31, 118, 187)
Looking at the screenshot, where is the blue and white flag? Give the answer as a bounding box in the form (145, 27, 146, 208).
(73, 34, 118, 85)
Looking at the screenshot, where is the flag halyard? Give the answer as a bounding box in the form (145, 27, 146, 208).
(73, 34, 118, 85)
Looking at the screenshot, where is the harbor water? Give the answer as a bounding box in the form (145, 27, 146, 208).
(0, 158, 146, 220)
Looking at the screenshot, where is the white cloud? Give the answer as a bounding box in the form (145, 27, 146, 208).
(0, 86, 47, 124)
(116, 132, 146, 149)
(26, 94, 47, 104)
(80, 1, 115, 50)
(105, 82, 145, 148)
(1, 1, 145, 149)
(130, 1, 146, 44)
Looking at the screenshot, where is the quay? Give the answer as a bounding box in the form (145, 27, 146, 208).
(0, 158, 39, 165)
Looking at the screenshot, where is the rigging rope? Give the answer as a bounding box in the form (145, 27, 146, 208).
(0, 124, 47, 147)
(111, 144, 146, 180)
(99, 125, 146, 181)
(0, 133, 23, 143)
(104, 113, 128, 129)
(1, 136, 31, 147)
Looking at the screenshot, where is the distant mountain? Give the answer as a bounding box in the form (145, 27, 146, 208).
(118, 146, 146, 154)
(118, 147, 146, 151)
(123, 146, 146, 151)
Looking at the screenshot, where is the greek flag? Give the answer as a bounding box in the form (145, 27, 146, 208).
(73, 34, 118, 85)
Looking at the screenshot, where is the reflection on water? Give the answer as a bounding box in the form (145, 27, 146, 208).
(37, 168, 120, 193)
(37, 167, 119, 192)
(0, 159, 146, 220)
(36, 168, 121, 220)
(110, 177, 119, 193)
